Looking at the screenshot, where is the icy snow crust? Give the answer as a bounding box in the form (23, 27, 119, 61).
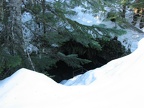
(0, 38, 144, 108)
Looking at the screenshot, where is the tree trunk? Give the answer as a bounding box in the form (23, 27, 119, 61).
(0, 0, 3, 21)
(9, 0, 24, 54)
(122, 5, 126, 18)
(9, 0, 36, 70)
(42, 0, 46, 34)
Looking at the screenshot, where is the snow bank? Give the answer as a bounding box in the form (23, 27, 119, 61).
(118, 29, 144, 52)
(0, 68, 61, 108)
(62, 38, 144, 86)
(0, 38, 144, 108)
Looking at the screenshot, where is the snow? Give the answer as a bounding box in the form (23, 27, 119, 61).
(70, 6, 105, 26)
(62, 37, 144, 86)
(22, 12, 32, 23)
(21, 2, 144, 52)
(1, 1, 143, 107)
(0, 38, 144, 108)
(118, 29, 144, 52)
(69, 5, 144, 52)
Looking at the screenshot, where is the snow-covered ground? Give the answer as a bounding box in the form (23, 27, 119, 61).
(0, 37, 144, 108)
(1, 1, 144, 107)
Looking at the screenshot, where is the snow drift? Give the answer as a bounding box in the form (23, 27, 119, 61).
(0, 38, 144, 108)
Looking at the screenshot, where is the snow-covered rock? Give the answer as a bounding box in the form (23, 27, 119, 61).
(0, 38, 144, 108)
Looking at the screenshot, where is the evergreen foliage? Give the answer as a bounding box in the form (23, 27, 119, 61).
(0, 0, 130, 80)
(130, 0, 144, 8)
(104, 0, 144, 30)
